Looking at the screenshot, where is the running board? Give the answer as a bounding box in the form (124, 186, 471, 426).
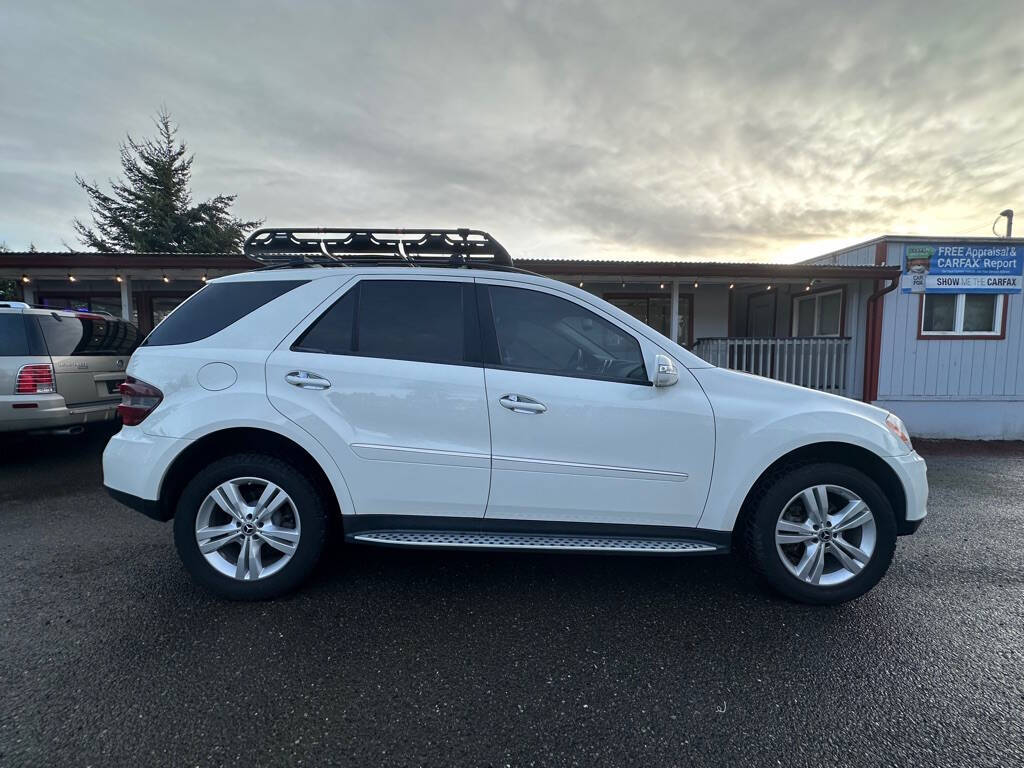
(349, 530, 723, 555)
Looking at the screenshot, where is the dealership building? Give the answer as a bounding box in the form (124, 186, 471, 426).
(2, 234, 1021, 439)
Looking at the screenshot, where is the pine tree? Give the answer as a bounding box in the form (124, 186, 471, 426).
(0, 243, 15, 299)
(73, 109, 261, 253)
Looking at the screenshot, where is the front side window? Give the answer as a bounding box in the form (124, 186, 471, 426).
(293, 279, 476, 365)
(792, 289, 843, 337)
(485, 285, 648, 383)
(921, 294, 1004, 337)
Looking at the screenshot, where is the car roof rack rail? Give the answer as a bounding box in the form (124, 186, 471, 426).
(243, 227, 514, 269)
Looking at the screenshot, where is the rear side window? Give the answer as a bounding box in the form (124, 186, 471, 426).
(143, 280, 307, 346)
(293, 279, 477, 365)
(0, 314, 30, 356)
(36, 314, 140, 357)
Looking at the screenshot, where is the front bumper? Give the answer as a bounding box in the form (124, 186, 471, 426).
(886, 449, 928, 534)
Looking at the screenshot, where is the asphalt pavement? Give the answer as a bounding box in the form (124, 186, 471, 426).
(1, 426, 1022, 767)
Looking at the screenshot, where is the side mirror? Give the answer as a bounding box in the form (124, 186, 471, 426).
(653, 354, 679, 387)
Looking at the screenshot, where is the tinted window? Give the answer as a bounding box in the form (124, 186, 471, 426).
(36, 314, 140, 356)
(144, 280, 307, 346)
(293, 288, 357, 354)
(486, 285, 647, 383)
(0, 314, 30, 356)
(293, 280, 474, 365)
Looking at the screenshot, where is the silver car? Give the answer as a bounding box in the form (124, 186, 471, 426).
(0, 301, 140, 433)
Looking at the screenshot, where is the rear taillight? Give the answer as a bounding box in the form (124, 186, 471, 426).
(118, 376, 163, 426)
(16, 364, 55, 394)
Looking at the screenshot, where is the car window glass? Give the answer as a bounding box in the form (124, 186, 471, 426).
(0, 314, 30, 356)
(292, 288, 357, 354)
(143, 280, 306, 346)
(36, 314, 140, 356)
(487, 285, 647, 383)
(294, 280, 472, 365)
(358, 280, 466, 364)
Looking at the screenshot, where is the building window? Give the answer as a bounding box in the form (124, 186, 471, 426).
(605, 294, 693, 346)
(792, 288, 843, 337)
(920, 294, 1005, 337)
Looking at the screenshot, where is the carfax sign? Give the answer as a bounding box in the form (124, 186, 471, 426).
(901, 242, 1022, 294)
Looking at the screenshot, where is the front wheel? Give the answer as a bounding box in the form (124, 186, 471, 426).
(173, 453, 328, 600)
(744, 463, 897, 605)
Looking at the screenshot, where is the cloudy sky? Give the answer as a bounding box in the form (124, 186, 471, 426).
(2, 0, 1022, 262)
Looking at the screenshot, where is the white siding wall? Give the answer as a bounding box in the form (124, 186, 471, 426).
(876, 241, 1024, 438)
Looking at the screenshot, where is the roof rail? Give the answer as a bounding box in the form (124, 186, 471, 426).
(244, 227, 514, 268)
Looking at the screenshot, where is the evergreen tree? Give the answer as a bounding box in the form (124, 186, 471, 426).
(73, 109, 260, 252)
(0, 243, 15, 299)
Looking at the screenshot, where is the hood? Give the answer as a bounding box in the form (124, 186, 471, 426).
(692, 366, 889, 424)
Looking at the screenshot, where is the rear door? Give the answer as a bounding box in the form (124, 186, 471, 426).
(34, 312, 139, 406)
(266, 275, 491, 518)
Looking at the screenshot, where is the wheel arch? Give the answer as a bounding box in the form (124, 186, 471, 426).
(158, 427, 343, 524)
(731, 441, 910, 552)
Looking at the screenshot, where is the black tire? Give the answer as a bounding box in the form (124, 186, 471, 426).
(173, 453, 328, 600)
(743, 462, 897, 605)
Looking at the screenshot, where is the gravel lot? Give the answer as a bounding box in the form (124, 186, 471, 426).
(2, 426, 1023, 767)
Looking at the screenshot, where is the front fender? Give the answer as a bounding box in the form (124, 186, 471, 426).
(692, 368, 905, 531)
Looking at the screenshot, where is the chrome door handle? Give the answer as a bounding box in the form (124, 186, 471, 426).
(498, 394, 547, 414)
(285, 371, 331, 390)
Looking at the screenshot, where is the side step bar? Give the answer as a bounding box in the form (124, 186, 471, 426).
(350, 530, 723, 555)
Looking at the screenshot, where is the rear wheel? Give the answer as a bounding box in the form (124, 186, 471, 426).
(744, 463, 897, 605)
(173, 453, 328, 600)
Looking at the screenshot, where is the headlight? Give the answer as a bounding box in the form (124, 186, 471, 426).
(885, 412, 913, 451)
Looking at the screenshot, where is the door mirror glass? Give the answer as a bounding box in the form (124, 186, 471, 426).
(653, 354, 678, 387)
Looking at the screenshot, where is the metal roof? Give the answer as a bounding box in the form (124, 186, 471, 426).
(0, 250, 899, 279)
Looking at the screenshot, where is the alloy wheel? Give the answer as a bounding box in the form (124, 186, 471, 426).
(774, 484, 876, 587)
(195, 477, 301, 581)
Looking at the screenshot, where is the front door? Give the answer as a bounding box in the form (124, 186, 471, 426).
(478, 280, 715, 528)
(746, 292, 776, 336)
(266, 275, 490, 518)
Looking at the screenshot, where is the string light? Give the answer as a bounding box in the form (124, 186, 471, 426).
(68, 273, 76, 283)
(115, 274, 123, 283)
(693, 281, 699, 288)
(659, 283, 665, 289)
(805, 284, 811, 291)
(162, 273, 170, 284)
(578, 281, 584, 288)
(766, 284, 772, 291)
(201, 273, 208, 283)
(21, 274, 30, 284)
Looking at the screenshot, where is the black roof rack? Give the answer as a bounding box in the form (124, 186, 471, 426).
(243, 227, 514, 269)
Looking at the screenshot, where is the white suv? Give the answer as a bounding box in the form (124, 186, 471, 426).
(102, 228, 928, 604)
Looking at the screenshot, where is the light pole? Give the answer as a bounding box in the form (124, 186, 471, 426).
(996, 208, 1014, 237)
